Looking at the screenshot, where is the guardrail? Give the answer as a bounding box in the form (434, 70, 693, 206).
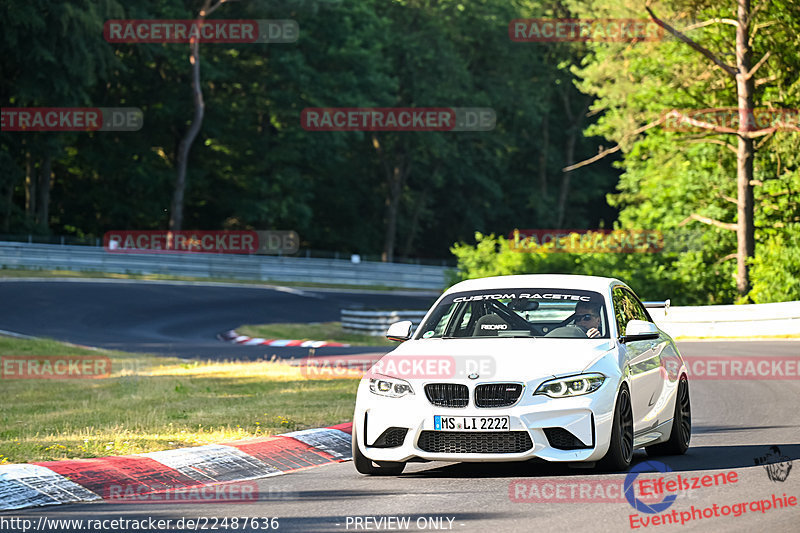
(648, 301, 800, 338)
(0, 242, 448, 290)
(340, 300, 800, 339)
(341, 309, 428, 336)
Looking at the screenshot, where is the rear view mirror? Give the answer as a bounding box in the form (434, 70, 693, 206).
(386, 321, 413, 342)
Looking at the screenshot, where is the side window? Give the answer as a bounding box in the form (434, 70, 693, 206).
(623, 290, 650, 322)
(431, 303, 456, 336)
(612, 288, 628, 336)
(457, 305, 473, 332)
(449, 301, 479, 337)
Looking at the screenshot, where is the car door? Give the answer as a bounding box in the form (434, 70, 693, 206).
(613, 287, 659, 435)
(620, 288, 667, 436)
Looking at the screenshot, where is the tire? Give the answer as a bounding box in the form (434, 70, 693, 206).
(352, 426, 406, 475)
(646, 376, 691, 456)
(599, 384, 634, 471)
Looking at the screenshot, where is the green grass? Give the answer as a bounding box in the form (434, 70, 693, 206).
(0, 336, 358, 464)
(0, 267, 438, 293)
(238, 322, 396, 346)
(674, 333, 800, 340)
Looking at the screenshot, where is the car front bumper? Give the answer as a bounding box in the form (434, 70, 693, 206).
(353, 377, 621, 464)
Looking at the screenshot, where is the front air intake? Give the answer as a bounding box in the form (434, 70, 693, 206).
(425, 383, 469, 408)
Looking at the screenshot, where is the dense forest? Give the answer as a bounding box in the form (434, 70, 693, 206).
(2, 0, 799, 304)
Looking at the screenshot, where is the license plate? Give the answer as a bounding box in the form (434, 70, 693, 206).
(434, 415, 510, 431)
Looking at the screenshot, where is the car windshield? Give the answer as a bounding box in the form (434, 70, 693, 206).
(416, 288, 609, 339)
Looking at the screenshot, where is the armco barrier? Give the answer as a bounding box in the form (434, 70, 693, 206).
(0, 242, 447, 289)
(340, 309, 428, 336)
(341, 301, 800, 338)
(648, 301, 800, 338)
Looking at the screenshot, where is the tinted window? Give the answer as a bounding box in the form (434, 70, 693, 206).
(416, 288, 609, 339)
(612, 287, 629, 336)
(613, 287, 650, 336)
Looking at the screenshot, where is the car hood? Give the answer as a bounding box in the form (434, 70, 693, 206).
(369, 338, 616, 382)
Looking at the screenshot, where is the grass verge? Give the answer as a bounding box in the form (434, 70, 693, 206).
(237, 322, 395, 346)
(0, 336, 358, 464)
(674, 334, 800, 340)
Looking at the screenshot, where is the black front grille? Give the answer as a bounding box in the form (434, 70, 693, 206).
(417, 431, 533, 454)
(425, 383, 469, 408)
(543, 427, 591, 450)
(371, 427, 408, 448)
(475, 383, 523, 407)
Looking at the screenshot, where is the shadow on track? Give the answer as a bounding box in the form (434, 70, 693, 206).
(397, 442, 800, 478)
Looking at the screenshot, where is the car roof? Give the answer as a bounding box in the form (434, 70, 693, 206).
(445, 274, 624, 295)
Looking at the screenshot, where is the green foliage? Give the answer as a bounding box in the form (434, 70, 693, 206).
(450, 232, 739, 305)
(749, 224, 800, 303)
(2, 0, 619, 260)
(3, 0, 798, 304)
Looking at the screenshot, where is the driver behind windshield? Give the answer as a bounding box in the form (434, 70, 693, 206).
(574, 301, 602, 338)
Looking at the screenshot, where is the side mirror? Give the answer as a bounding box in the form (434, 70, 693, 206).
(621, 320, 660, 343)
(386, 320, 413, 342)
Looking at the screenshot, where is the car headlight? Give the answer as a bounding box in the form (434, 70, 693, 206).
(369, 376, 414, 398)
(534, 373, 605, 398)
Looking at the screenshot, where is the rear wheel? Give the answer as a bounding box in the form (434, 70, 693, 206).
(599, 385, 634, 471)
(352, 426, 406, 475)
(646, 376, 691, 456)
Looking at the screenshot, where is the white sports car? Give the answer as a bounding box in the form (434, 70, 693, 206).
(352, 274, 691, 474)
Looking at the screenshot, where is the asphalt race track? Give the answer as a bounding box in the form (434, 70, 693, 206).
(1, 279, 798, 532)
(0, 279, 438, 359)
(3, 339, 799, 532)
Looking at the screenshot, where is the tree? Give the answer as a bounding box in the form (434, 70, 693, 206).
(1, 0, 123, 232)
(170, 0, 231, 231)
(645, 0, 766, 296)
(566, 0, 800, 301)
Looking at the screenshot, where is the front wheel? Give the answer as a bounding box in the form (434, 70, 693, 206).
(352, 426, 406, 475)
(599, 385, 634, 471)
(646, 376, 691, 456)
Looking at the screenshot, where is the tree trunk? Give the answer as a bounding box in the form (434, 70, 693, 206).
(382, 163, 404, 263)
(170, 0, 219, 231)
(400, 191, 425, 259)
(2, 177, 12, 232)
(373, 134, 411, 263)
(539, 114, 549, 198)
(735, 0, 756, 297)
(557, 129, 577, 228)
(556, 91, 587, 228)
(36, 154, 51, 230)
(25, 151, 35, 223)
